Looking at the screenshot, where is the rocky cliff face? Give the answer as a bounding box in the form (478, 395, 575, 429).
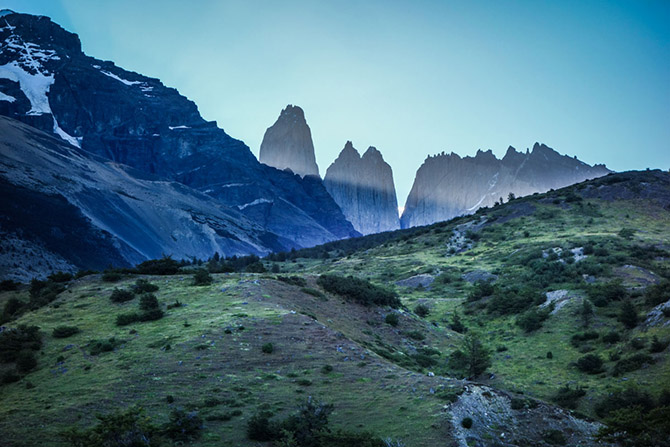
(324, 142, 400, 235)
(0, 116, 285, 280)
(0, 12, 357, 250)
(259, 105, 320, 177)
(401, 143, 611, 228)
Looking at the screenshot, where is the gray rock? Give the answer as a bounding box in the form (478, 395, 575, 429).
(259, 105, 319, 177)
(462, 270, 497, 284)
(401, 144, 610, 228)
(396, 273, 435, 289)
(324, 142, 400, 235)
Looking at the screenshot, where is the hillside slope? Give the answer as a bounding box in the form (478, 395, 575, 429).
(4, 172, 668, 446)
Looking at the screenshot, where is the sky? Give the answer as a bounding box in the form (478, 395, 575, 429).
(4, 0, 670, 205)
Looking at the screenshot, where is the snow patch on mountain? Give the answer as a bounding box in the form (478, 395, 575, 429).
(238, 198, 273, 210)
(52, 117, 81, 148)
(0, 61, 54, 115)
(0, 91, 15, 102)
(99, 69, 141, 86)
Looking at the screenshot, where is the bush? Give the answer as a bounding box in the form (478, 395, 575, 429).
(192, 269, 213, 286)
(89, 337, 121, 355)
(414, 304, 430, 318)
(450, 312, 466, 333)
(576, 354, 604, 374)
(1, 369, 20, 384)
(0, 279, 20, 291)
(571, 331, 599, 347)
(48, 272, 73, 283)
(317, 275, 400, 308)
(101, 270, 122, 282)
(136, 257, 180, 275)
(612, 353, 654, 376)
(245, 261, 267, 273)
(0, 325, 42, 363)
(461, 417, 473, 429)
(116, 312, 141, 326)
(406, 330, 425, 341)
(246, 411, 279, 441)
(261, 343, 274, 354)
(645, 280, 670, 306)
(552, 385, 586, 409)
(60, 407, 160, 446)
(487, 287, 544, 315)
(385, 313, 399, 327)
(2, 297, 25, 323)
(15, 350, 38, 373)
(467, 281, 494, 301)
(52, 326, 81, 338)
(595, 388, 654, 418)
(133, 279, 159, 293)
(650, 336, 669, 353)
(139, 293, 159, 311)
(516, 308, 550, 332)
(619, 300, 638, 329)
(276, 276, 307, 287)
(163, 408, 202, 442)
(543, 429, 566, 445)
(602, 331, 621, 344)
(110, 288, 134, 303)
(587, 281, 626, 307)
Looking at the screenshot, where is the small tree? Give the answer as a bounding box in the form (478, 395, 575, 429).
(580, 299, 594, 328)
(619, 300, 638, 329)
(414, 304, 430, 318)
(450, 312, 466, 333)
(508, 192, 516, 202)
(450, 333, 491, 378)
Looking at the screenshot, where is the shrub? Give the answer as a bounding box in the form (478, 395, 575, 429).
(467, 281, 494, 301)
(317, 275, 400, 308)
(552, 384, 586, 409)
(450, 312, 466, 333)
(276, 276, 307, 287)
(587, 281, 626, 307)
(449, 333, 491, 379)
(116, 312, 141, 326)
(543, 429, 566, 445)
(132, 279, 159, 293)
(139, 293, 159, 311)
(101, 270, 122, 282)
(136, 257, 180, 275)
(192, 269, 213, 286)
(48, 272, 73, 283)
(461, 417, 473, 429)
(595, 388, 654, 418)
(301, 287, 326, 299)
(576, 354, 604, 374)
(571, 331, 599, 347)
(619, 300, 638, 329)
(630, 337, 646, 350)
(487, 287, 544, 315)
(262, 343, 274, 354)
(52, 326, 81, 338)
(163, 408, 202, 442)
(15, 350, 38, 373)
(0, 325, 42, 363)
(0, 279, 20, 291)
(1, 370, 20, 384)
(2, 297, 25, 323)
(247, 411, 279, 441)
(385, 313, 399, 327)
(139, 309, 164, 322)
(406, 330, 425, 341)
(89, 337, 121, 355)
(414, 304, 430, 318)
(612, 353, 654, 376)
(650, 336, 669, 353)
(516, 308, 550, 332)
(245, 261, 267, 273)
(645, 280, 670, 306)
(321, 364, 333, 374)
(546, 351, 553, 359)
(602, 331, 621, 344)
(60, 407, 160, 446)
(110, 288, 134, 303)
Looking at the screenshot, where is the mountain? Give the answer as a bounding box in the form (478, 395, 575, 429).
(323, 141, 400, 235)
(400, 143, 611, 228)
(0, 11, 357, 250)
(259, 105, 320, 177)
(0, 115, 287, 281)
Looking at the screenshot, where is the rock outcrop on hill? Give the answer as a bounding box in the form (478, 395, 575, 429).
(0, 11, 357, 250)
(324, 142, 400, 235)
(259, 105, 320, 177)
(401, 143, 611, 228)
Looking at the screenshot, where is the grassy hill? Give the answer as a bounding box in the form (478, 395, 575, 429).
(1, 170, 669, 446)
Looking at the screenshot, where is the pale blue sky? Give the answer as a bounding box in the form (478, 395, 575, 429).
(4, 0, 670, 204)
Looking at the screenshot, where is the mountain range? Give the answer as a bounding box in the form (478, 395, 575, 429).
(1, 10, 610, 279)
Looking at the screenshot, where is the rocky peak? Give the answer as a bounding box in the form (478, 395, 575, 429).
(258, 104, 320, 177)
(324, 142, 399, 235)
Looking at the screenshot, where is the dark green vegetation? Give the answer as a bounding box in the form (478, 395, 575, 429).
(1, 171, 669, 446)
